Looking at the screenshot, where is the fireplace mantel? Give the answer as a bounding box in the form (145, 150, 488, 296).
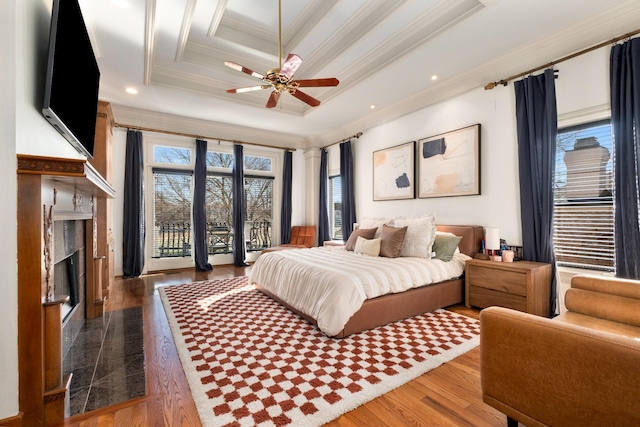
(17, 154, 115, 426)
(17, 154, 115, 199)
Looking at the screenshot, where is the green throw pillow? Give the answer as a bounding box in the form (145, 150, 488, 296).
(433, 234, 462, 262)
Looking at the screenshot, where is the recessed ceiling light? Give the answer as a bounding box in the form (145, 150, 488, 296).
(125, 87, 138, 94)
(111, 0, 131, 9)
(431, 74, 438, 81)
(370, 104, 376, 109)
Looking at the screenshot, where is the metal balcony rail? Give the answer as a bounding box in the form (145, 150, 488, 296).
(154, 221, 272, 258)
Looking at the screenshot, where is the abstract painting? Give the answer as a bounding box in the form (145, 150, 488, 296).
(418, 124, 480, 198)
(373, 141, 415, 201)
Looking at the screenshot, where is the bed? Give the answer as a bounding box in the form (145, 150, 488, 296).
(250, 224, 484, 338)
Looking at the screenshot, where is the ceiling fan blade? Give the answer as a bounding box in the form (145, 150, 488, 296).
(288, 88, 321, 107)
(279, 53, 303, 80)
(226, 85, 270, 94)
(294, 78, 340, 88)
(266, 91, 281, 108)
(224, 61, 264, 79)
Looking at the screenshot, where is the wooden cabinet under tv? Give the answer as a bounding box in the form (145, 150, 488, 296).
(89, 101, 115, 302)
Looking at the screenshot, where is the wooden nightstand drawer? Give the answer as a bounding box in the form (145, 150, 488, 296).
(465, 259, 552, 316)
(467, 265, 527, 296)
(469, 286, 527, 312)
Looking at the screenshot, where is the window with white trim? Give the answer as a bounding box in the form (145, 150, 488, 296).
(151, 145, 194, 258)
(553, 119, 614, 271)
(149, 145, 277, 260)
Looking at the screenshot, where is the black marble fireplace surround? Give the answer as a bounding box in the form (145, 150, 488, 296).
(55, 220, 145, 416)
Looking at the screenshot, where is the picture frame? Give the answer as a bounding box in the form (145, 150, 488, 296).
(417, 124, 481, 198)
(373, 141, 415, 201)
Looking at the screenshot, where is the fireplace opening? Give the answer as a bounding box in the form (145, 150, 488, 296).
(54, 251, 80, 321)
(53, 220, 87, 358)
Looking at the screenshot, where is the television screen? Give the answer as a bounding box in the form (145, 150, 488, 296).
(42, 0, 100, 158)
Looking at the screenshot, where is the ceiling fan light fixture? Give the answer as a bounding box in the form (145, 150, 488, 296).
(224, 0, 339, 108)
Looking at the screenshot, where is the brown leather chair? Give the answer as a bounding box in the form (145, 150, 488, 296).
(480, 275, 640, 427)
(262, 226, 316, 253)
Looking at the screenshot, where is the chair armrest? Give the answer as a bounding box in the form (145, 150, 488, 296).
(480, 306, 640, 427)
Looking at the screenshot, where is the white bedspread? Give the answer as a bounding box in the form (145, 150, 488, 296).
(249, 247, 470, 336)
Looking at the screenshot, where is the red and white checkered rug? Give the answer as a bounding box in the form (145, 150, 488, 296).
(160, 276, 479, 427)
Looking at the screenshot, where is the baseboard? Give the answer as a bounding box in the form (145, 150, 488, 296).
(0, 412, 23, 427)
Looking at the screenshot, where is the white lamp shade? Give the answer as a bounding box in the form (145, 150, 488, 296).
(485, 227, 500, 250)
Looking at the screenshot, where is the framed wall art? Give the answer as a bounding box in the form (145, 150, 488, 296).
(373, 141, 415, 201)
(418, 124, 481, 198)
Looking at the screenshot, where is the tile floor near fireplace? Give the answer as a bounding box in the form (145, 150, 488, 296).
(63, 307, 146, 416)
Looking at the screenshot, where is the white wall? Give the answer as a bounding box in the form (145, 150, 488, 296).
(0, 0, 19, 420)
(340, 44, 612, 248)
(348, 86, 522, 245)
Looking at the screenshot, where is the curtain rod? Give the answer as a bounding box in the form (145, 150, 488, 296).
(322, 132, 363, 149)
(114, 122, 297, 151)
(484, 28, 640, 90)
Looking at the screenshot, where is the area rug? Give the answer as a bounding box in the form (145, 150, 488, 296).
(159, 276, 479, 427)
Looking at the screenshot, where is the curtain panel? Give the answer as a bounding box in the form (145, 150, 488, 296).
(318, 148, 331, 245)
(193, 139, 212, 271)
(610, 38, 640, 280)
(280, 150, 293, 245)
(340, 140, 357, 242)
(232, 144, 249, 266)
(122, 129, 145, 278)
(514, 69, 558, 316)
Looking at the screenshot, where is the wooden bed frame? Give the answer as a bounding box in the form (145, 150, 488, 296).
(257, 225, 484, 338)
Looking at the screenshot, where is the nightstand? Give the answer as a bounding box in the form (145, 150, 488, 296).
(465, 259, 552, 317)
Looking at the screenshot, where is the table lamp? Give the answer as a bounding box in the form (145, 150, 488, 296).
(485, 227, 501, 261)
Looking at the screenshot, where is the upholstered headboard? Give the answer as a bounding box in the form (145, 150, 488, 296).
(436, 225, 484, 258)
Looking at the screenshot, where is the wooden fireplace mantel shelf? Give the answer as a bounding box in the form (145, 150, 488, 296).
(17, 154, 115, 199)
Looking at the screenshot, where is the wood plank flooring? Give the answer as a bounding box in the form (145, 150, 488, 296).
(52, 266, 508, 427)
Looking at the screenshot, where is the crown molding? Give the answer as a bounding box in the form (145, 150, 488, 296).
(110, 105, 305, 149)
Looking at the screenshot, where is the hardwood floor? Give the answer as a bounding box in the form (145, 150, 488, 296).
(52, 266, 508, 427)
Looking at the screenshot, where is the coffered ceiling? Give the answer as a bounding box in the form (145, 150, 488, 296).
(79, 0, 640, 148)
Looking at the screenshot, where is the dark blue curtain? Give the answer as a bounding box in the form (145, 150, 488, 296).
(340, 140, 357, 242)
(318, 148, 331, 245)
(514, 69, 558, 316)
(232, 144, 248, 266)
(123, 130, 145, 278)
(280, 150, 293, 244)
(611, 38, 640, 280)
(193, 139, 212, 271)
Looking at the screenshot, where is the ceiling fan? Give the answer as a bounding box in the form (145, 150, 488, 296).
(224, 0, 339, 108)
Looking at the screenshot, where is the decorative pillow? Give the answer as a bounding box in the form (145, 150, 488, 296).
(379, 224, 408, 258)
(354, 236, 381, 257)
(344, 227, 377, 251)
(358, 217, 391, 238)
(390, 215, 436, 258)
(432, 233, 462, 261)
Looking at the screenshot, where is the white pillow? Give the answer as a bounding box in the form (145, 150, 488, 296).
(391, 215, 436, 258)
(358, 217, 391, 238)
(354, 236, 381, 257)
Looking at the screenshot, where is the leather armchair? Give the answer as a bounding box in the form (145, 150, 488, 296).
(480, 274, 640, 427)
(261, 226, 316, 253)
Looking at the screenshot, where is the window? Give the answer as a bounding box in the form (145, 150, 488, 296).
(204, 150, 275, 254)
(152, 169, 193, 258)
(553, 120, 614, 271)
(329, 175, 342, 240)
(149, 145, 276, 260)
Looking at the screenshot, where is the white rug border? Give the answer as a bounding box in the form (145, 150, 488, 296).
(159, 279, 479, 427)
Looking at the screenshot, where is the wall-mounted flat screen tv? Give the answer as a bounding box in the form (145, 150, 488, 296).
(42, 0, 100, 158)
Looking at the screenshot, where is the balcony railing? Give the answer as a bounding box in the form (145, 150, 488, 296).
(153, 221, 272, 258)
